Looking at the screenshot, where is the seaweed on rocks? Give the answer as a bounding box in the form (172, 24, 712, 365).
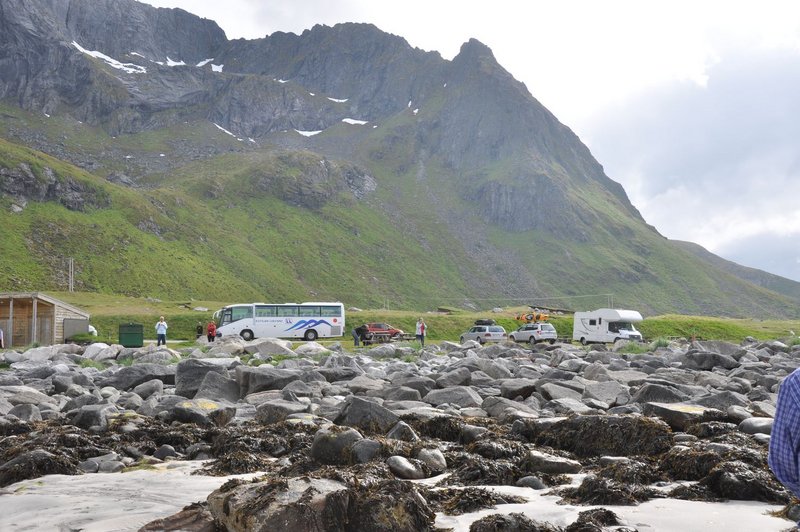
(0, 448, 79, 487)
(686, 421, 737, 439)
(467, 439, 528, 461)
(559, 475, 661, 506)
(564, 508, 623, 531)
(439, 457, 520, 487)
(659, 446, 725, 481)
(668, 483, 724, 502)
(700, 460, 793, 504)
(406, 415, 465, 442)
(203, 449, 276, 476)
(530, 415, 673, 458)
(342, 479, 436, 531)
(421, 487, 527, 515)
(597, 458, 666, 485)
(315, 461, 393, 487)
(138, 501, 216, 532)
(469, 512, 561, 532)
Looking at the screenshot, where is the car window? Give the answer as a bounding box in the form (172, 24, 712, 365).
(488, 326, 505, 332)
(542, 324, 556, 331)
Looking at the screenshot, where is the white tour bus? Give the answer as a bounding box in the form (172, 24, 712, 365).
(214, 302, 345, 341)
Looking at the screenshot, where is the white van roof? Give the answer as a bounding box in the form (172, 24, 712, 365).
(580, 308, 643, 322)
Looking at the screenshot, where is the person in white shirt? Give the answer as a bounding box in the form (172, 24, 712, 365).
(415, 318, 426, 347)
(155, 316, 168, 346)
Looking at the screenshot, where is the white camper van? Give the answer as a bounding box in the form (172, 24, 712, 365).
(572, 308, 643, 345)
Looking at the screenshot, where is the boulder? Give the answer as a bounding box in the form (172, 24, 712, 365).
(422, 386, 483, 408)
(175, 359, 229, 399)
(310, 425, 363, 465)
(194, 371, 240, 403)
(386, 455, 427, 479)
(170, 399, 236, 427)
(521, 449, 582, 474)
(334, 396, 399, 434)
(255, 399, 309, 425)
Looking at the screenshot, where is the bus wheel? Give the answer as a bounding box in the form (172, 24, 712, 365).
(304, 329, 318, 341)
(241, 329, 254, 341)
(580, 337, 588, 346)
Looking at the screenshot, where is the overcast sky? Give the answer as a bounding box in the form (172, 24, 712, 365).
(143, 0, 800, 282)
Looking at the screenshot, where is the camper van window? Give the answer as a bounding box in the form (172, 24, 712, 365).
(589, 319, 597, 326)
(609, 322, 619, 333)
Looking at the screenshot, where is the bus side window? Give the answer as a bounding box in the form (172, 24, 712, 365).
(277, 306, 299, 317)
(256, 305, 277, 317)
(298, 306, 320, 317)
(320, 306, 341, 317)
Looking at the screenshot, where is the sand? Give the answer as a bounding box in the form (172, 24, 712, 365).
(0, 463, 791, 531)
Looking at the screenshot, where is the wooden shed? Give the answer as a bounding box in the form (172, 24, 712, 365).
(0, 292, 90, 348)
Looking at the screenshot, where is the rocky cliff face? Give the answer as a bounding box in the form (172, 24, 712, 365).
(0, 1, 646, 237)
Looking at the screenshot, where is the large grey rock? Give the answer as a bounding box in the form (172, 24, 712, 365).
(642, 402, 719, 431)
(70, 403, 120, 430)
(132, 379, 164, 400)
(738, 417, 773, 435)
(521, 449, 582, 474)
(0, 385, 56, 406)
(422, 386, 482, 408)
(539, 382, 583, 401)
(194, 371, 240, 403)
(693, 390, 750, 411)
(170, 398, 235, 427)
(255, 399, 309, 424)
(310, 425, 363, 465)
(631, 383, 689, 404)
(583, 380, 631, 406)
(346, 374, 388, 394)
(334, 396, 399, 434)
(435, 367, 472, 388)
(500, 378, 538, 399)
(235, 366, 302, 396)
(682, 351, 740, 371)
(7, 403, 42, 422)
(175, 359, 228, 399)
(386, 455, 427, 479)
(97, 364, 175, 391)
(481, 396, 539, 421)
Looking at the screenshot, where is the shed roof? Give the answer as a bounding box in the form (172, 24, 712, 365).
(0, 292, 90, 318)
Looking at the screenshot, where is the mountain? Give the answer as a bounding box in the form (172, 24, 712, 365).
(1, 0, 799, 318)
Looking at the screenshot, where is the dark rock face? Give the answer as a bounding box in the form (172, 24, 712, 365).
(0, 163, 108, 211)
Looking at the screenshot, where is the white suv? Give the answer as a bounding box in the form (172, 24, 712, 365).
(509, 322, 557, 345)
(460, 325, 507, 344)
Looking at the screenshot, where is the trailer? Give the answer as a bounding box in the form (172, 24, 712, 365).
(572, 308, 643, 345)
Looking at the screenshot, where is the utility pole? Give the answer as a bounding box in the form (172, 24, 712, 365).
(68, 257, 74, 292)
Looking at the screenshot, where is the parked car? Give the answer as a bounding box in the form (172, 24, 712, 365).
(509, 322, 557, 345)
(460, 325, 507, 344)
(365, 322, 404, 338)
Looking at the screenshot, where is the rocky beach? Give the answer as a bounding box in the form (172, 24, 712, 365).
(0, 335, 796, 531)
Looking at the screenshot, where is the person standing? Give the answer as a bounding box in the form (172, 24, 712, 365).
(207, 320, 217, 343)
(196, 322, 203, 339)
(0, 325, 4, 349)
(415, 318, 426, 347)
(769, 367, 800, 502)
(155, 316, 168, 346)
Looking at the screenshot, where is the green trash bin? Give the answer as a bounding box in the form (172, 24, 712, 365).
(119, 323, 144, 348)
